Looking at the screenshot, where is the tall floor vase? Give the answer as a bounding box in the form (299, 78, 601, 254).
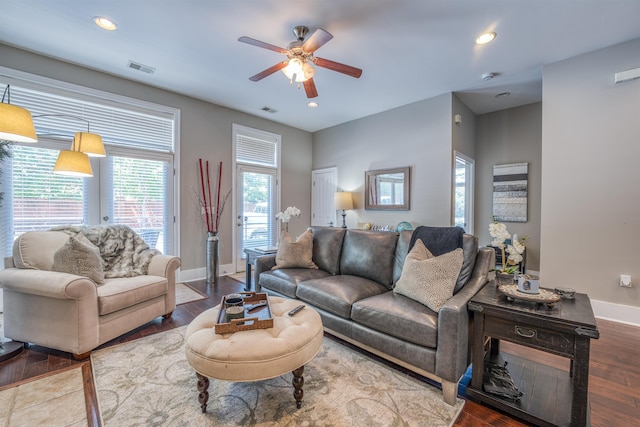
(206, 232, 219, 285)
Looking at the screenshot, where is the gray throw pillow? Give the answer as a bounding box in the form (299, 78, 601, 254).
(53, 236, 105, 285)
(272, 229, 318, 270)
(393, 239, 463, 312)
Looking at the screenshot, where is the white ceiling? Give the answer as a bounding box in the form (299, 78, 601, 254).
(1, 0, 639, 132)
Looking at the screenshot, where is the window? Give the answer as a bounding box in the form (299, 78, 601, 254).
(454, 151, 475, 234)
(0, 70, 179, 258)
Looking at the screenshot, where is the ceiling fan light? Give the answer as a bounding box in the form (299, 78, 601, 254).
(53, 150, 93, 177)
(72, 132, 105, 157)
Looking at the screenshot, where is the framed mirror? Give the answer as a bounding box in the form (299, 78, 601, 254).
(365, 166, 411, 210)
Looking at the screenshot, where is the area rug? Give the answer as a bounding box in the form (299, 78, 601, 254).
(175, 282, 207, 305)
(91, 326, 464, 426)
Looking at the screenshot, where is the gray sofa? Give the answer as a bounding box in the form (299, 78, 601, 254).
(255, 226, 494, 405)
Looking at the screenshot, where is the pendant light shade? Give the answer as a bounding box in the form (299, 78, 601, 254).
(53, 150, 93, 177)
(72, 132, 105, 157)
(0, 102, 38, 143)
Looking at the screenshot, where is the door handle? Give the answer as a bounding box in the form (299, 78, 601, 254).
(102, 216, 110, 222)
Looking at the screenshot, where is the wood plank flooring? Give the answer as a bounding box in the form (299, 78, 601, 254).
(1, 276, 638, 427)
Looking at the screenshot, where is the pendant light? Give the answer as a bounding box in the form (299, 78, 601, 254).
(32, 114, 106, 177)
(0, 85, 38, 143)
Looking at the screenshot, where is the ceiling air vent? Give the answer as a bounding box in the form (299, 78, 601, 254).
(261, 106, 278, 114)
(127, 61, 155, 74)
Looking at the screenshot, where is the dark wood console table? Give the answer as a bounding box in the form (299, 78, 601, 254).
(467, 284, 599, 427)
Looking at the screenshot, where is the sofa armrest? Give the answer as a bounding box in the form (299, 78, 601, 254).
(0, 268, 97, 300)
(254, 255, 276, 292)
(435, 247, 494, 383)
(147, 254, 181, 278)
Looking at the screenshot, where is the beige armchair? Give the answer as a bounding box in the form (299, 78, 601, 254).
(0, 230, 180, 359)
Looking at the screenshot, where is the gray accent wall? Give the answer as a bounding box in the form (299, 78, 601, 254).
(312, 93, 455, 229)
(476, 103, 542, 272)
(0, 43, 313, 271)
(541, 38, 640, 307)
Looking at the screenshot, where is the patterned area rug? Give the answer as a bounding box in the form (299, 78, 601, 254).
(91, 326, 464, 426)
(175, 282, 207, 305)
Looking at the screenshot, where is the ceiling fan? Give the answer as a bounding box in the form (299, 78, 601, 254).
(238, 26, 362, 98)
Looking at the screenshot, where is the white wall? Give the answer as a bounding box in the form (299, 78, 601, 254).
(541, 38, 640, 316)
(0, 44, 313, 273)
(312, 93, 455, 229)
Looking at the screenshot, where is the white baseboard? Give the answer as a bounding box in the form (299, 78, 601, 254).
(591, 299, 640, 327)
(177, 263, 235, 283)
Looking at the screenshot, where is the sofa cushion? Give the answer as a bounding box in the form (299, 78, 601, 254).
(97, 275, 168, 315)
(310, 226, 345, 275)
(259, 268, 331, 298)
(12, 231, 70, 270)
(296, 275, 388, 319)
(393, 230, 413, 284)
(393, 240, 463, 312)
(456, 234, 478, 293)
(340, 230, 398, 289)
(52, 236, 105, 285)
(272, 230, 318, 270)
(351, 292, 438, 348)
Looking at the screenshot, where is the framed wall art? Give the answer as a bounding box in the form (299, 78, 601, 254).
(492, 162, 528, 222)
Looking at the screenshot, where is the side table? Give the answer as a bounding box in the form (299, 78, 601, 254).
(467, 283, 599, 427)
(243, 248, 276, 292)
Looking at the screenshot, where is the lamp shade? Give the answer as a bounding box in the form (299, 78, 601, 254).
(72, 132, 105, 157)
(334, 191, 353, 210)
(0, 103, 38, 143)
(53, 150, 93, 177)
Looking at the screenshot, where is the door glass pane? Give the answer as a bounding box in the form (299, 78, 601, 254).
(110, 156, 168, 251)
(10, 145, 85, 239)
(238, 167, 276, 266)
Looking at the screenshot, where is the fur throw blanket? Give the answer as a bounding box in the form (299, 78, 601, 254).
(50, 224, 160, 278)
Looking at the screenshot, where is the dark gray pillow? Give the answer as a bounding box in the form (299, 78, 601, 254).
(53, 236, 105, 285)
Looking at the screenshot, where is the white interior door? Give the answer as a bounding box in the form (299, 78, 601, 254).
(311, 167, 337, 227)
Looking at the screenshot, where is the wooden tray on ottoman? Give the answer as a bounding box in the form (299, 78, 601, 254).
(215, 292, 273, 334)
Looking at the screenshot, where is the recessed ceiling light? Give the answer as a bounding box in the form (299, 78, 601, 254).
(495, 92, 511, 98)
(476, 32, 496, 45)
(308, 102, 318, 108)
(93, 16, 117, 31)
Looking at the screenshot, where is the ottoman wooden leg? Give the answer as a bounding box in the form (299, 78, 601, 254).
(292, 366, 305, 409)
(196, 373, 210, 413)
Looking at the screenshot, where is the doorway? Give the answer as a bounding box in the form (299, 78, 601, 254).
(454, 151, 475, 234)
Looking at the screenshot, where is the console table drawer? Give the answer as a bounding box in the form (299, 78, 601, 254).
(485, 316, 575, 356)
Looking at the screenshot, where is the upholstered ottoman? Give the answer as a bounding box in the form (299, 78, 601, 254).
(184, 297, 323, 412)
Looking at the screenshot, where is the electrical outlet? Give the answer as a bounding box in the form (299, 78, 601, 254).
(619, 275, 632, 287)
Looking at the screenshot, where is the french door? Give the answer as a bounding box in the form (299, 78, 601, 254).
(235, 165, 277, 271)
(4, 144, 175, 257)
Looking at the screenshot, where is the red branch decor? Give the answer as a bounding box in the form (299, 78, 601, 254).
(198, 159, 224, 233)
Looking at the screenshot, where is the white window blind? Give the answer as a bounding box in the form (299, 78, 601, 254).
(10, 145, 85, 236)
(108, 156, 171, 251)
(0, 83, 174, 153)
(235, 127, 278, 168)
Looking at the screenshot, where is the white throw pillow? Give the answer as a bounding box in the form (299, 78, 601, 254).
(52, 236, 105, 285)
(393, 239, 463, 312)
(272, 229, 318, 270)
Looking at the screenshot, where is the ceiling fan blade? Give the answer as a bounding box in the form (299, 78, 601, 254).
(301, 28, 333, 53)
(303, 78, 318, 98)
(238, 36, 288, 55)
(313, 57, 363, 78)
(249, 61, 288, 82)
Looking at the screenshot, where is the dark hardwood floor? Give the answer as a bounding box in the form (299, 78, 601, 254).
(1, 276, 638, 427)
